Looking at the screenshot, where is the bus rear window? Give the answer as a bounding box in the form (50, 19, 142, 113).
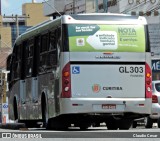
(66, 24, 148, 52)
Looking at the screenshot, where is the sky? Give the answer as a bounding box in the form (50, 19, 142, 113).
(1, 0, 44, 15)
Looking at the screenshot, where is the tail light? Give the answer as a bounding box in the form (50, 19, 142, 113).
(61, 63, 71, 98)
(145, 63, 152, 98)
(152, 95, 158, 103)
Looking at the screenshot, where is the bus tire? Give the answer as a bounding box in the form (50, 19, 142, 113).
(13, 97, 18, 121)
(79, 125, 89, 130)
(132, 121, 137, 128)
(145, 117, 153, 128)
(24, 120, 38, 128)
(118, 119, 132, 130)
(48, 117, 68, 130)
(41, 94, 49, 129)
(78, 122, 90, 130)
(157, 118, 160, 128)
(105, 117, 118, 130)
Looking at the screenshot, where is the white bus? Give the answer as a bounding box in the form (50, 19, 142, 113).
(7, 13, 152, 130)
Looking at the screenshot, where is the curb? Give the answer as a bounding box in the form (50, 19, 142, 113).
(0, 123, 26, 130)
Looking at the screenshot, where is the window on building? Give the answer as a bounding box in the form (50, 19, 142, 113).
(139, 11, 144, 16)
(131, 11, 136, 15)
(146, 11, 151, 16)
(108, 0, 117, 7)
(154, 10, 159, 16)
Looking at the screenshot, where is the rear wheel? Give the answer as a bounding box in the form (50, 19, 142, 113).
(24, 120, 39, 128)
(157, 117, 160, 128)
(105, 117, 118, 130)
(42, 95, 49, 129)
(49, 118, 69, 130)
(79, 125, 89, 130)
(13, 98, 18, 121)
(118, 119, 132, 130)
(144, 117, 153, 128)
(132, 121, 137, 128)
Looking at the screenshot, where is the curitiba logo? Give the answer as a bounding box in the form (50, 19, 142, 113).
(92, 84, 101, 93)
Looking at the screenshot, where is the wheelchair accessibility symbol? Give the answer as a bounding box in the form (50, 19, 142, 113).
(72, 66, 80, 74)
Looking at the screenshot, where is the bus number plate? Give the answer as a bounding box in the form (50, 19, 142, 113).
(102, 104, 116, 109)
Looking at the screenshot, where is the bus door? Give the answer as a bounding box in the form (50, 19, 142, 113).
(20, 80, 26, 104)
(31, 78, 38, 103)
(20, 79, 27, 119)
(31, 36, 40, 104)
(19, 42, 27, 119)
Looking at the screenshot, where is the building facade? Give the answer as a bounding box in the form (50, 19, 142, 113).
(0, 15, 12, 49)
(22, 3, 49, 26)
(0, 2, 50, 104)
(0, 2, 50, 49)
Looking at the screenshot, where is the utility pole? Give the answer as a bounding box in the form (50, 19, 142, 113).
(16, 15, 19, 38)
(3, 15, 29, 38)
(96, 0, 99, 13)
(0, 0, 1, 15)
(0, 34, 1, 49)
(103, 0, 108, 13)
(73, 0, 76, 14)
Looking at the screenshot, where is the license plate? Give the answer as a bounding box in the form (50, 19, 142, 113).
(102, 104, 116, 109)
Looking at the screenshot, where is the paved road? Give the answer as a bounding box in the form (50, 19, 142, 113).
(0, 125, 160, 141)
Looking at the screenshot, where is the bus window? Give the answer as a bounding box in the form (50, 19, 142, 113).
(16, 44, 22, 79)
(6, 54, 12, 82)
(25, 39, 34, 77)
(47, 30, 58, 69)
(39, 33, 49, 74)
(62, 24, 69, 51)
(49, 31, 56, 50)
(10, 45, 21, 80)
(10, 55, 15, 81)
(32, 36, 41, 77)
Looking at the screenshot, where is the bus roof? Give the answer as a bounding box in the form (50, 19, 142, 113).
(62, 13, 147, 25)
(15, 17, 61, 45)
(14, 13, 147, 46)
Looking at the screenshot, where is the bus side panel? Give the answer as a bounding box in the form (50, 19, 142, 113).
(8, 81, 21, 120)
(146, 52, 152, 69)
(37, 72, 57, 119)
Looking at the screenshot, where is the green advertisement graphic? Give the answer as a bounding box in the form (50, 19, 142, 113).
(68, 24, 100, 36)
(68, 24, 146, 52)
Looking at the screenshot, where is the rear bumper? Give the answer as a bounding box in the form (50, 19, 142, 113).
(60, 98, 152, 115)
(149, 103, 160, 119)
